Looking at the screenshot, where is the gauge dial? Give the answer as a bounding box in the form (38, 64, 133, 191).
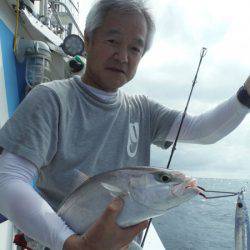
(62, 34, 84, 56)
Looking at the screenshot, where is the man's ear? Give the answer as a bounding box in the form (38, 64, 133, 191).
(84, 31, 90, 53)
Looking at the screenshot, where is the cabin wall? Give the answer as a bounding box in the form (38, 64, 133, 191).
(0, 38, 9, 127)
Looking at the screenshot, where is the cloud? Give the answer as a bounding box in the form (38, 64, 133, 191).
(150, 115, 250, 179)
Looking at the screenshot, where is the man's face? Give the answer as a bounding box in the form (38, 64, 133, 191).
(82, 10, 148, 92)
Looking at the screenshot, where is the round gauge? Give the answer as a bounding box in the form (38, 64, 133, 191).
(61, 34, 84, 57)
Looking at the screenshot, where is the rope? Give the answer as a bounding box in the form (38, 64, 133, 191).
(13, 0, 20, 53)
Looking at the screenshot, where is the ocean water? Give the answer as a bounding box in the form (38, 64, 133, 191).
(153, 178, 250, 250)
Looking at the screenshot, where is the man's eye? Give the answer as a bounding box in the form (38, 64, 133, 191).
(108, 39, 116, 44)
(131, 47, 141, 53)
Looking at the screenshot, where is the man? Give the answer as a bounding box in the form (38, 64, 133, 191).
(0, 0, 249, 249)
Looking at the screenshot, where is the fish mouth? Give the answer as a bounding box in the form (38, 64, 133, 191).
(171, 178, 205, 197)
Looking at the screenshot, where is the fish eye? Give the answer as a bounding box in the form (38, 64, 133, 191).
(154, 172, 172, 183)
(160, 174, 170, 183)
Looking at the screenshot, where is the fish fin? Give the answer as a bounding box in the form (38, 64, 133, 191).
(101, 182, 125, 197)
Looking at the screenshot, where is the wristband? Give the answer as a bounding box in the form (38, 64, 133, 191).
(237, 86, 250, 108)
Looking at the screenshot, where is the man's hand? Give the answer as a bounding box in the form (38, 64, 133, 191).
(244, 75, 250, 95)
(63, 197, 148, 250)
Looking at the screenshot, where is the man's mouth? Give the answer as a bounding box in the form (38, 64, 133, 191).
(106, 67, 126, 74)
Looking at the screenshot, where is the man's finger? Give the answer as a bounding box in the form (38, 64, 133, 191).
(123, 220, 149, 239)
(120, 245, 129, 250)
(101, 197, 124, 222)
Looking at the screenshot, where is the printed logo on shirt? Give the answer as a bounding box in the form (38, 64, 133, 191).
(127, 122, 139, 157)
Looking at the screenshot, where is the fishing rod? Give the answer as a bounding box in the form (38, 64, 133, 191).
(141, 47, 208, 248)
(166, 47, 207, 169)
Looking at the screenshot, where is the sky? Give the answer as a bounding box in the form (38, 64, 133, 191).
(78, 0, 250, 179)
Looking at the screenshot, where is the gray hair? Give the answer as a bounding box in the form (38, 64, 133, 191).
(85, 0, 155, 54)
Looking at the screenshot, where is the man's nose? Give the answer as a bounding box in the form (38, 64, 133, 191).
(113, 47, 128, 63)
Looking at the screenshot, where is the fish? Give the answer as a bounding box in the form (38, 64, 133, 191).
(235, 192, 250, 250)
(57, 167, 202, 235)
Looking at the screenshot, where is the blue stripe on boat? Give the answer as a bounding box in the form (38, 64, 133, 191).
(0, 19, 26, 117)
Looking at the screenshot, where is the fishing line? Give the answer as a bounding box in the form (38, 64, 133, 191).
(141, 47, 208, 248)
(199, 192, 239, 200)
(198, 185, 247, 199)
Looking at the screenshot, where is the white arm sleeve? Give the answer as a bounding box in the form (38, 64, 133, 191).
(0, 150, 74, 250)
(167, 95, 249, 144)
